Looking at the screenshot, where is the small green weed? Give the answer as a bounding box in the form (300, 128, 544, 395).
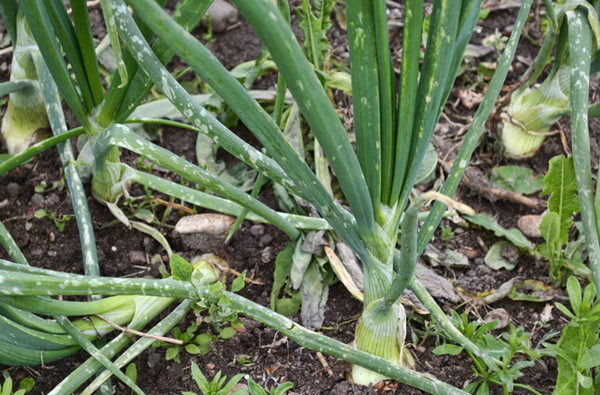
(0, 372, 35, 395)
(543, 276, 600, 393)
(34, 209, 72, 232)
(434, 311, 539, 394)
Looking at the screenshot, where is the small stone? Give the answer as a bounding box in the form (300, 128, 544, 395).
(249, 224, 265, 238)
(111, 246, 117, 252)
(483, 308, 511, 329)
(175, 214, 236, 251)
(176, 214, 235, 236)
(206, 362, 215, 370)
(261, 246, 274, 263)
(31, 248, 43, 257)
(204, 0, 239, 32)
(47, 250, 57, 258)
(30, 193, 44, 206)
(7, 182, 19, 197)
(259, 233, 274, 246)
(518, 215, 543, 238)
(128, 250, 146, 265)
(45, 193, 60, 207)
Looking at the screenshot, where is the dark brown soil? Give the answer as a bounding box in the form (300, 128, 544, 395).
(1, 1, 598, 394)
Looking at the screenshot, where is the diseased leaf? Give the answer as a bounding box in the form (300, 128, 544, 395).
(300, 261, 329, 330)
(290, 237, 313, 289)
(491, 165, 543, 195)
(170, 254, 194, 281)
(466, 213, 534, 250)
(507, 279, 557, 302)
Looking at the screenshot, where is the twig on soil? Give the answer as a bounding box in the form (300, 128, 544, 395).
(210, 259, 265, 285)
(261, 333, 287, 350)
(0, 46, 13, 56)
(316, 352, 334, 376)
(480, 186, 542, 208)
(96, 314, 183, 345)
(152, 197, 194, 214)
(440, 160, 543, 208)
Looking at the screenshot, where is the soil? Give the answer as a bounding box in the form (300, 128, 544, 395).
(0, 1, 598, 394)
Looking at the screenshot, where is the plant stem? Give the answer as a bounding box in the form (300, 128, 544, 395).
(0, 264, 466, 394)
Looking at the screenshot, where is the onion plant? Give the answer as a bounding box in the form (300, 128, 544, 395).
(500, 0, 600, 158)
(0, 0, 536, 392)
(0, 9, 49, 154)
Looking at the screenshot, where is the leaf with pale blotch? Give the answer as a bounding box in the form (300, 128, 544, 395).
(542, 155, 579, 244)
(300, 261, 329, 330)
(290, 237, 312, 289)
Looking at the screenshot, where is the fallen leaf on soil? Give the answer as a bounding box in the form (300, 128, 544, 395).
(415, 261, 459, 303)
(334, 242, 365, 290)
(301, 230, 328, 255)
(466, 213, 534, 250)
(300, 262, 329, 330)
(324, 246, 364, 301)
(424, 245, 469, 267)
(401, 289, 430, 315)
(484, 241, 518, 270)
(291, 237, 312, 289)
(482, 277, 523, 304)
(508, 279, 558, 302)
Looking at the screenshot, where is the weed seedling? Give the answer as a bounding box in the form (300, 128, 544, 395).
(183, 363, 245, 395)
(34, 209, 72, 232)
(543, 276, 600, 393)
(434, 311, 539, 394)
(441, 225, 454, 248)
(0, 372, 35, 395)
